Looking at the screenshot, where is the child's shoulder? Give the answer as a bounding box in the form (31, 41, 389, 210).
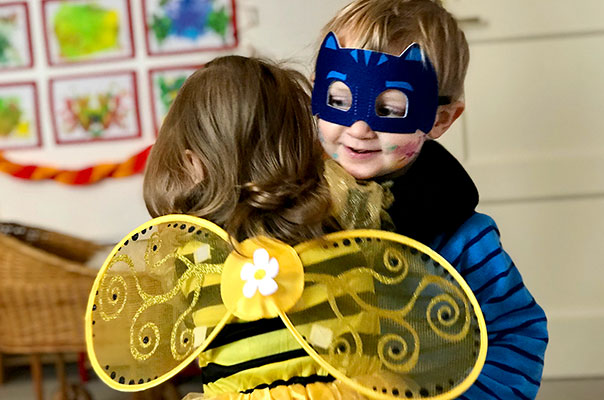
(435, 211, 504, 268)
(456, 212, 499, 237)
(440, 212, 501, 247)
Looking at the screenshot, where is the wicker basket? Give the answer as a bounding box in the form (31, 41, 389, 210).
(0, 223, 102, 354)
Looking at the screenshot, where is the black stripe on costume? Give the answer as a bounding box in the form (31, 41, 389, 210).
(286, 294, 371, 325)
(484, 360, 541, 387)
(240, 374, 336, 394)
(474, 380, 504, 400)
(205, 318, 285, 350)
(511, 386, 533, 400)
(206, 295, 371, 349)
(198, 284, 222, 307)
(450, 225, 499, 264)
(485, 299, 537, 325)
(485, 281, 524, 304)
(489, 343, 544, 365)
(201, 349, 309, 383)
(488, 317, 548, 337)
(303, 252, 367, 276)
(473, 264, 514, 297)
(463, 248, 503, 276)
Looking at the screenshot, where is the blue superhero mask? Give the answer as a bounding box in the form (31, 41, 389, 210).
(312, 32, 440, 134)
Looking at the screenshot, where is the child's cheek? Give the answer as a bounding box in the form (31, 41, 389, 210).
(317, 129, 338, 159)
(385, 136, 425, 159)
(318, 131, 325, 143)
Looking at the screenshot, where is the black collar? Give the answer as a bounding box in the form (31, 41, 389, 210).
(379, 140, 479, 244)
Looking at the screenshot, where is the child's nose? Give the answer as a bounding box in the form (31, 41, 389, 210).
(346, 120, 376, 139)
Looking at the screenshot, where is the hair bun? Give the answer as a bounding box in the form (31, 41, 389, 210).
(241, 180, 312, 212)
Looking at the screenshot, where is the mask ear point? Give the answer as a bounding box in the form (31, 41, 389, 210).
(324, 31, 341, 50)
(400, 43, 423, 61)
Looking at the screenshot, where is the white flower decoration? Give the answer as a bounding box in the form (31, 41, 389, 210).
(240, 248, 279, 298)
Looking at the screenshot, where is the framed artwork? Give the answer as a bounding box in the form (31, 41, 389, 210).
(0, 82, 41, 151)
(148, 64, 201, 134)
(49, 71, 141, 145)
(143, 0, 238, 56)
(0, 2, 33, 71)
(42, 0, 134, 66)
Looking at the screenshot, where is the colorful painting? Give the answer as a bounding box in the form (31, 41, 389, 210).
(43, 0, 134, 66)
(0, 2, 33, 70)
(50, 71, 141, 144)
(0, 82, 41, 150)
(143, 0, 238, 56)
(149, 65, 200, 133)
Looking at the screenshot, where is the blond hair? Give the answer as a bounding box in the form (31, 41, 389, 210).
(144, 56, 332, 244)
(320, 0, 469, 101)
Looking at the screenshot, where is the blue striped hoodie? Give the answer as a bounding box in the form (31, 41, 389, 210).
(382, 141, 548, 399)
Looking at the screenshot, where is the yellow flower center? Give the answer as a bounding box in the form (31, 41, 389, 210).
(222, 236, 304, 320)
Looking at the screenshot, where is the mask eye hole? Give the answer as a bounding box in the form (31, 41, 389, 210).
(327, 81, 352, 111)
(375, 89, 408, 118)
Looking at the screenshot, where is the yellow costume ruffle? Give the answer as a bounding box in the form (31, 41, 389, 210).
(182, 381, 368, 400)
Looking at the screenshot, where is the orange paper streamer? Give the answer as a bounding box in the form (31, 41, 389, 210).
(0, 146, 152, 185)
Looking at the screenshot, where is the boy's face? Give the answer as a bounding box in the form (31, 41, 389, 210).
(313, 32, 438, 179)
(317, 81, 429, 178)
(318, 117, 426, 180)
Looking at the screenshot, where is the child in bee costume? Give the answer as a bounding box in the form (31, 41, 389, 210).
(85, 56, 487, 400)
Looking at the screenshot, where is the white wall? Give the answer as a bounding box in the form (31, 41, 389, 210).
(0, 0, 349, 243)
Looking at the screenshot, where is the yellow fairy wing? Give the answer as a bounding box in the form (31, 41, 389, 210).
(85, 215, 234, 392)
(280, 229, 487, 400)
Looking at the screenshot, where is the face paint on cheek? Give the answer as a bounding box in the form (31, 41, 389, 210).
(385, 137, 426, 170)
(391, 157, 411, 171)
(332, 153, 339, 159)
(386, 145, 399, 154)
(386, 139, 423, 158)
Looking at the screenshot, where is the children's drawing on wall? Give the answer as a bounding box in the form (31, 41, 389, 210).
(50, 72, 141, 144)
(0, 82, 41, 150)
(0, 2, 33, 70)
(43, 0, 134, 66)
(149, 65, 200, 133)
(143, 0, 238, 56)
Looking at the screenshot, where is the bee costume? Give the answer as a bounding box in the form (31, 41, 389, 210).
(85, 207, 487, 400)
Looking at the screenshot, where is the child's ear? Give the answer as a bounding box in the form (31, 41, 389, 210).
(427, 100, 465, 139)
(184, 149, 205, 183)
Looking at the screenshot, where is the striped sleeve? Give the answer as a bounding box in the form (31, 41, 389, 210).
(433, 213, 548, 400)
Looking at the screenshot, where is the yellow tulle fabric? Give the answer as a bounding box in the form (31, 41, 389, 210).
(324, 160, 394, 231)
(85, 214, 488, 399)
(183, 381, 368, 400)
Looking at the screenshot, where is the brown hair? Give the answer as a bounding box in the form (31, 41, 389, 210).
(144, 56, 332, 244)
(319, 0, 469, 101)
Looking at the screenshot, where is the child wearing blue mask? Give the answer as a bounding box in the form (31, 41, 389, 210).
(313, 1, 548, 399)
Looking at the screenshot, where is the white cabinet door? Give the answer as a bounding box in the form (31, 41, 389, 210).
(465, 35, 604, 201)
(440, 1, 604, 378)
(445, 0, 604, 41)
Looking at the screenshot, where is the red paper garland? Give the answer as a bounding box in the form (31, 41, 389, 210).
(0, 146, 152, 185)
